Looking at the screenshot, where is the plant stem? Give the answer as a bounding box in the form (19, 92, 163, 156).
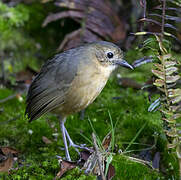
(92, 133, 106, 180)
(161, 0, 166, 42)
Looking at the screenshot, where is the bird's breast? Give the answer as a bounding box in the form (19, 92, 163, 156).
(57, 60, 114, 116)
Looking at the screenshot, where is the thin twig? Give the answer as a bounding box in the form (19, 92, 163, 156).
(92, 133, 106, 180)
(161, 0, 166, 41)
(128, 156, 154, 169)
(143, 0, 147, 18)
(140, 0, 147, 31)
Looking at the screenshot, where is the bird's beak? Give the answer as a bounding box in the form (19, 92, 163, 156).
(114, 59, 134, 70)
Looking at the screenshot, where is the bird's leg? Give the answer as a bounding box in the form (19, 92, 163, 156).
(59, 117, 71, 161)
(64, 126, 92, 152)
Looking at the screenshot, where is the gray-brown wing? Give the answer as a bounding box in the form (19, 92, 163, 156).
(26, 48, 80, 121)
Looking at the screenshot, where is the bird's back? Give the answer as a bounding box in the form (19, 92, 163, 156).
(26, 47, 81, 121)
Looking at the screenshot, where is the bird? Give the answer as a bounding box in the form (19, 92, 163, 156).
(25, 41, 133, 161)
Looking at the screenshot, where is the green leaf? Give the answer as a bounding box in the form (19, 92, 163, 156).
(105, 154, 113, 177)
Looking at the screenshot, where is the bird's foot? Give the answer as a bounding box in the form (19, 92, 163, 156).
(69, 142, 92, 152)
(60, 118, 92, 162)
(64, 127, 92, 153)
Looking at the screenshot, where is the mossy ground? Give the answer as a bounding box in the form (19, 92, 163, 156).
(0, 63, 179, 179)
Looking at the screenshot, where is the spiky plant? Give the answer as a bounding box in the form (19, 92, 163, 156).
(152, 35, 181, 177)
(132, 0, 181, 178)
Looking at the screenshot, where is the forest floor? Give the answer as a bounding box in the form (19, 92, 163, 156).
(0, 59, 179, 179)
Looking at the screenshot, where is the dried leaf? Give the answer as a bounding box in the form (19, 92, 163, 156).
(166, 75, 180, 83)
(0, 154, 14, 172)
(56, 160, 77, 178)
(107, 163, 115, 180)
(82, 152, 98, 174)
(1, 147, 18, 156)
(153, 79, 164, 87)
(102, 133, 112, 151)
(152, 69, 164, 79)
(0, 147, 18, 172)
(42, 136, 52, 144)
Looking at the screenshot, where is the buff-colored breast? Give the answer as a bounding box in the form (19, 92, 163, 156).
(55, 58, 116, 116)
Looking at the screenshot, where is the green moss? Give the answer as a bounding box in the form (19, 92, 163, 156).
(112, 155, 162, 180)
(60, 168, 96, 180)
(0, 2, 40, 74)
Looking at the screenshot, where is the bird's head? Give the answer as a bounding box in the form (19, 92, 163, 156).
(91, 41, 133, 71)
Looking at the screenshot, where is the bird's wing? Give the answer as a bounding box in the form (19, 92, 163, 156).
(26, 48, 80, 121)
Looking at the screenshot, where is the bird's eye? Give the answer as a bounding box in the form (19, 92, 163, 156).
(107, 52, 113, 59)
